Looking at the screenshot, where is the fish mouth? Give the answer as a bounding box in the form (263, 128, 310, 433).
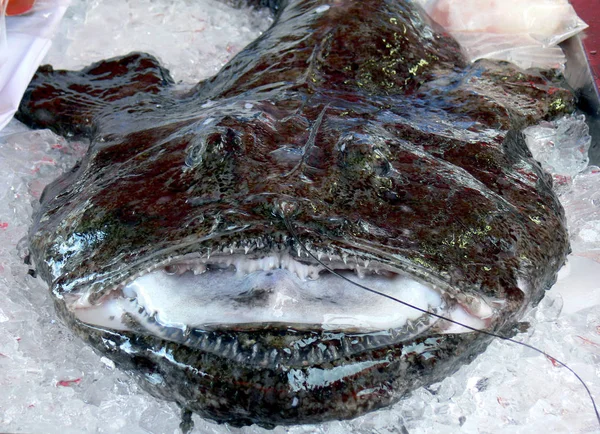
(65, 242, 501, 364)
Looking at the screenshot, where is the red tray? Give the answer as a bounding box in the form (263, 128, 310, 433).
(570, 0, 600, 92)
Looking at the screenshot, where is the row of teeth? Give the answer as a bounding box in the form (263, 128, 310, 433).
(121, 299, 443, 365)
(75, 247, 383, 308)
(213, 240, 377, 269)
(161, 254, 377, 281)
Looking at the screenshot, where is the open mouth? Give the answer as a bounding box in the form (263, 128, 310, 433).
(69, 249, 498, 352)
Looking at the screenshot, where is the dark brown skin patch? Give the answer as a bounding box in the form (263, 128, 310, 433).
(17, 0, 573, 427)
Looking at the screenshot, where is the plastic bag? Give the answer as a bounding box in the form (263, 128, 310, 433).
(0, 1, 6, 64)
(416, 0, 588, 70)
(6, 0, 70, 38)
(0, 0, 69, 132)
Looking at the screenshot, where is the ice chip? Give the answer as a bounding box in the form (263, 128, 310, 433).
(523, 114, 591, 179)
(560, 166, 600, 255)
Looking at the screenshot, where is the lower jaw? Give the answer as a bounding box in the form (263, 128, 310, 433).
(70, 295, 490, 367)
(54, 298, 497, 427)
(116, 318, 442, 368)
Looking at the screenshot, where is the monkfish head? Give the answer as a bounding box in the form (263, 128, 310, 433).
(19, 0, 573, 427)
(28, 91, 570, 426)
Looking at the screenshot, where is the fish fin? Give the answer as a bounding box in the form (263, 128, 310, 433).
(16, 52, 175, 139)
(179, 408, 194, 434)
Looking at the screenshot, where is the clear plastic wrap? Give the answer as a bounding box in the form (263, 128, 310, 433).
(0, 0, 69, 132)
(6, 0, 71, 38)
(416, 0, 588, 70)
(0, 1, 6, 63)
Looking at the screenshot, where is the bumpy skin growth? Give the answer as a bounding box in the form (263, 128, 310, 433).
(18, 0, 573, 428)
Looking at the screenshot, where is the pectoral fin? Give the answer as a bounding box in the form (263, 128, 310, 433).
(16, 52, 174, 138)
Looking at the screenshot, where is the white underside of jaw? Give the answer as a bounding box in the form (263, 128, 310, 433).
(71, 253, 495, 337)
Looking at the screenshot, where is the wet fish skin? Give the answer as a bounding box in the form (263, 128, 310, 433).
(17, 0, 573, 427)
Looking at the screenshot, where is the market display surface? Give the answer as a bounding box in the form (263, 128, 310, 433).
(1, 1, 599, 433)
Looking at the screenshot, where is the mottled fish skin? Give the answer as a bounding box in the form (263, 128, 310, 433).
(17, 0, 573, 427)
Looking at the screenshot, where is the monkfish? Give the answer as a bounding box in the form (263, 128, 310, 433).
(17, 0, 574, 428)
